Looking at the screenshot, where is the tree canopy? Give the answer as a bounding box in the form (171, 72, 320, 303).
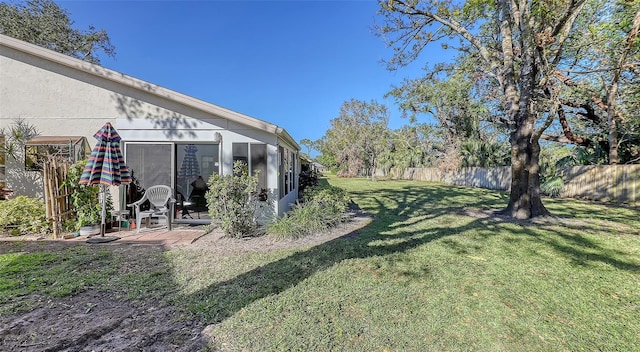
(318, 99, 390, 179)
(0, 0, 115, 64)
(547, 0, 640, 164)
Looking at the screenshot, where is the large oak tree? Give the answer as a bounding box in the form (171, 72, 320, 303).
(550, 0, 640, 165)
(378, 0, 589, 219)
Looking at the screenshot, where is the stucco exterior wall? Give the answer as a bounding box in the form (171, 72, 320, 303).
(1, 37, 299, 218)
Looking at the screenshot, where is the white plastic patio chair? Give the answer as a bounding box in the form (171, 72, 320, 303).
(127, 185, 175, 233)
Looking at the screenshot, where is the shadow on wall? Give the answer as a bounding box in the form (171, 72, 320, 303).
(112, 93, 198, 140)
(6, 149, 44, 199)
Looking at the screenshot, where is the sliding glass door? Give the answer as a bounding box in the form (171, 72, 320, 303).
(125, 143, 172, 198)
(124, 142, 219, 223)
(175, 143, 219, 220)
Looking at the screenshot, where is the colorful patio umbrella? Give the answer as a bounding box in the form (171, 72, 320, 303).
(79, 122, 131, 242)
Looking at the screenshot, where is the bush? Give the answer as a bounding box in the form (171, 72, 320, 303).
(0, 196, 51, 236)
(298, 169, 318, 194)
(62, 160, 102, 231)
(206, 161, 261, 238)
(267, 184, 350, 240)
(302, 183, 350, 207)
(541, 176, 564, 198)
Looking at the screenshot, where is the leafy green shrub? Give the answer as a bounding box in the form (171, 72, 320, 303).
(302, 183, 350, 206)
(62, 160, 102, 231)
(541, 175, 564, 198)
(206, 161, 260, 238)
(267, 184, 350, 240)
(0, 196, 51, 236)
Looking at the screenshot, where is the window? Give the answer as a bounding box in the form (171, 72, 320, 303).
(124, 143, 172, 190)
(279, 146, 285, 199)
(284, 150, 291, 194)
(291, 151, 296, 192)
(233, 142, 268, 190)
(232, 143, 249, 165)
(176, 143, 219, 201)
(250, 144, 267, 191)
(278, 146, 296, 199)
(24, 136, 90, 171)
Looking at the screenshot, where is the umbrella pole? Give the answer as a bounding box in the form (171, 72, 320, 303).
(87, 184, 119, 243)
(100, 184, 106, 237)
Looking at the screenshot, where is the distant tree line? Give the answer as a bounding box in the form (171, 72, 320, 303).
(313, 98, 510, 180)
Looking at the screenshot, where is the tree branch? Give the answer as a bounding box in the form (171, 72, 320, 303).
(550, 0, 588, 67)
(556, 105, 592, 146)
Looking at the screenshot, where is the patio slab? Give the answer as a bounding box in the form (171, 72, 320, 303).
(72, 225, 206, 246)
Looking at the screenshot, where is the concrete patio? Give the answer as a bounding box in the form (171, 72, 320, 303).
(72, 224, 207, 246)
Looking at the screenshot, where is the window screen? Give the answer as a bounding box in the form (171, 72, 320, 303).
(232, 143, 248, 165)
(125, 143, 172, 191)
(250, 144, 267, 191)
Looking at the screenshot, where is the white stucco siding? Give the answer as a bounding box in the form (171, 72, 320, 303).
(1, 34, 300, 219)
(2, 46, 119, 121)
(278, 190, 298, 217)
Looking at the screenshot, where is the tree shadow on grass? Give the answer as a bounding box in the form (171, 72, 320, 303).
(182, 179, 640, 325)
(517, 223, 640, 271)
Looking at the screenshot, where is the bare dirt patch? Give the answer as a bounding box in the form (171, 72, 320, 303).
(0, 291, 204, 352)
(0, 212, 371, 351)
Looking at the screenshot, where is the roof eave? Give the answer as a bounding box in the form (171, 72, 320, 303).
(0, 34, 284, 136)
(276, 127, 300, 151)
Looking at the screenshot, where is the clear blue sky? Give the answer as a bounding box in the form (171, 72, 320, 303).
(58, 0, 451, 152)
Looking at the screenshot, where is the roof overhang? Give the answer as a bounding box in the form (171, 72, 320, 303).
(0, 34, 297, 142)
(26, 136, 86, 145)
(276, 127, 300, 151)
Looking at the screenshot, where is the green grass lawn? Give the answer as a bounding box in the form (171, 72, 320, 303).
(2, 175, 639, 351)
(205, 176, 640, 351)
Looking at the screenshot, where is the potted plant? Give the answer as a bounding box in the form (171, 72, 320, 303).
(76, 202, 101, 236)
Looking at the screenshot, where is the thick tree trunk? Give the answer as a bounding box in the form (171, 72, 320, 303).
(503, 30, 550, 220)
(505, 134, 550, 219)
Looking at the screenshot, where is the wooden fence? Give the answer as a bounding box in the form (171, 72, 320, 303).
(560, 165, 639, 205)
(43, 157, 74, 238)
(378, 165, 639, 206)
(379, 167, 511, 191)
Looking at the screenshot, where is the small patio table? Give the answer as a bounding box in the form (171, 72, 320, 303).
(111, 209, 131, 232)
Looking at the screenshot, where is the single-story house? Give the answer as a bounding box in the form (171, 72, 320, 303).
(0, 33, 300, 224)
(312, 162, 327, 173)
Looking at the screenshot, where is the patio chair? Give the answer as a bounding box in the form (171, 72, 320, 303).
(127, 185, 175, 233)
